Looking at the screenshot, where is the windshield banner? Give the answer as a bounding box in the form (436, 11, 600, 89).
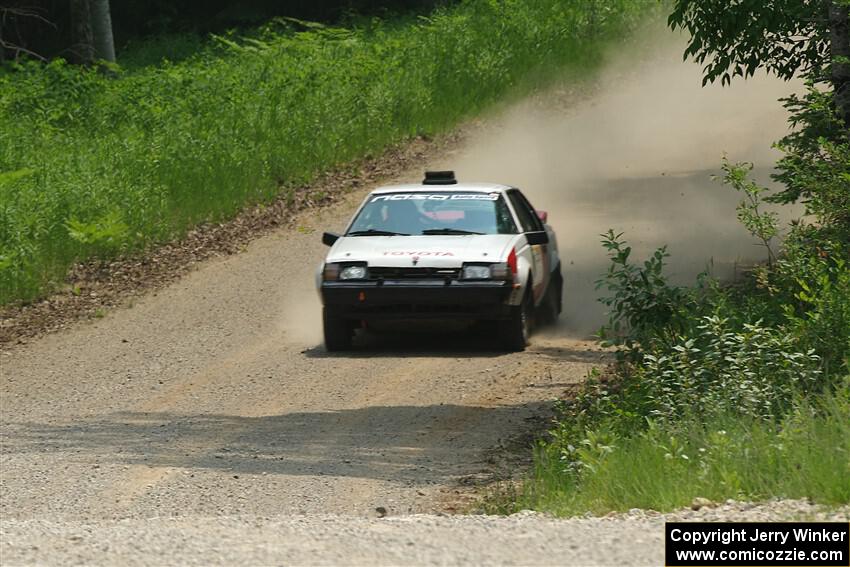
(371, 193, 499, 202)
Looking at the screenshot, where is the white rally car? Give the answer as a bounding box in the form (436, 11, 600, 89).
(316, 171, 562, 351)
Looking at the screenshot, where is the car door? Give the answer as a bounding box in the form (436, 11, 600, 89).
(506, 189, 550, 304)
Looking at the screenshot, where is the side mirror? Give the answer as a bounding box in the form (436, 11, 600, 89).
(536, 210, 548, 223)
(525, 231, 549, 246)
(322, 232, 341, 246)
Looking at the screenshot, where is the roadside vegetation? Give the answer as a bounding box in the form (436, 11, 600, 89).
(0, 0, 649, 305)
(490, 0, 850, 515)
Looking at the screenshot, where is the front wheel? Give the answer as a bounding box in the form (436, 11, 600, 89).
(323, 307, 353, 351)
(499, 291, 532, 351)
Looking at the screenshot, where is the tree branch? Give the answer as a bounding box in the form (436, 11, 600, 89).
(0, 6, 57, 29)
(0, 36, 46, 61)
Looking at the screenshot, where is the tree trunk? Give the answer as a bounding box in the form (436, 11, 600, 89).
(69, 0, 94, 65)
(90, 0, 115, 62)
(829, 2, 850, 135)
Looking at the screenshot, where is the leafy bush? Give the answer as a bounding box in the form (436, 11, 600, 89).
(780, 240, 850, 377)
(592, 227, 847, 426)
(718, 158, 779, 266)
(640, 316, 821, 421)
(513, 205, 849, 515)
(595, 230, 694, 354)
(772, 86, 850, 235)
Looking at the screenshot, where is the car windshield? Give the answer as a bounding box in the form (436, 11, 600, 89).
(347, 192, 517, 236)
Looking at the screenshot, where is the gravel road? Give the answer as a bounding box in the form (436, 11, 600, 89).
(2, 503, 847, 566)
(4, 182, 844, 566)
(0, 174, 611, 564)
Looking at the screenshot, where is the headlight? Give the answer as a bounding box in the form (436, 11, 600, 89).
(461, 264, 492, 280)
(339, 265, 368, 280)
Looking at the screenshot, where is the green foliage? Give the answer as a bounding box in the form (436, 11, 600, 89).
(781, 138, 850, 232)
(779, 238, 850, 376)
(667, 0, 832, 86)
(595, 230, 692, 353)
(0, 0, 651, 305)
(772, 86, 850, 232)
(641, 317, 821, 421)
(514, 215, 849, 515)
(65, 211, 129, 249)
(719, 159, 779, 265)
(588, 226, 847, 428)
(669, 0, 849, 232)
(500, 386, 850, 515)
(0, 169, 35, 186)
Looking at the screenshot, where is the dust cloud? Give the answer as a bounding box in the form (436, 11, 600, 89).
(432, 27, 803, 337)
(287, 26, 803, 345)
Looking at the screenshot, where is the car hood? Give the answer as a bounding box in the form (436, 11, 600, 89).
(325, 235, 518, 267)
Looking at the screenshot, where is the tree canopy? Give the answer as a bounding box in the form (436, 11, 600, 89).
(668, 0, 834, 86)
(670, 0, 849, 230)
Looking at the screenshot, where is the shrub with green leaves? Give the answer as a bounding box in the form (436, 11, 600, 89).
(594, 230, 694, 355)
(640, 316, 821, 421)
(772, 86, 850, 235)
(514, 216, 849, 516)
(718, 158, 779, 266)
(593, 227, 847, 418)
(779, 238, 850, 376)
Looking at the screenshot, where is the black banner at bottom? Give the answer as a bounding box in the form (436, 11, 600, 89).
(666, 522, 850, 566)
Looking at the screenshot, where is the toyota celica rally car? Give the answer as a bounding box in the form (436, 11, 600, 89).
(316, 171, 562, 351)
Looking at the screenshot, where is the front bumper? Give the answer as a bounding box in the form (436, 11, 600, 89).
(321, 280, 514, 320)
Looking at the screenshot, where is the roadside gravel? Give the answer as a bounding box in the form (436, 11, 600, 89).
(2, 501, 847, 566)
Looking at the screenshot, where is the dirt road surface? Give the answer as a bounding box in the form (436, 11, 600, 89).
(0, 179, 610, 564)
(0, 36, 814, 566)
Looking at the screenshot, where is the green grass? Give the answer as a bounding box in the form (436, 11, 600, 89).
(489, 385, 850, 516)
(0, 1, 651, 305)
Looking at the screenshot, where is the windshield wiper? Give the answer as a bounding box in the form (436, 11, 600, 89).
(347, 229, 409, 236)
(421, 228, 484, 235)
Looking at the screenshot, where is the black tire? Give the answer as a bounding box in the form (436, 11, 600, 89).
(323, 306, 353, 351)
(539, 269, 563, 326)
(499, 287, 533, 351)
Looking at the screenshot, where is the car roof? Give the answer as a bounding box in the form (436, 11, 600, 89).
(370, 182, 513, 195)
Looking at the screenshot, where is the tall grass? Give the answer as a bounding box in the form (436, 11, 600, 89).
(489, 384, 850, 516)
(0, 1, 649, 304)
